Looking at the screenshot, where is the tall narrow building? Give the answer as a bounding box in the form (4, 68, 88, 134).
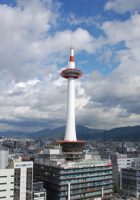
(61, 47, 80, 141)
(59, 48, 85, 161)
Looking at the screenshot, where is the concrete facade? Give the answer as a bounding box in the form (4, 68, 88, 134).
(0, 169, 14, 200)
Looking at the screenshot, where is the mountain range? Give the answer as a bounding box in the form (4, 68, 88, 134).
(0, 125, 140, 141)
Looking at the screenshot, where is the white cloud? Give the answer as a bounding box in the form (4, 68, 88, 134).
(0, 0, 104, 81)
(0, 0, 59, 81)
(0, 0, 140, 131)
(67, 13, 101, 27)
(15, 79, 40, 88)
(45, 28, 105, 54)
(105, 0, 140, 14)
(102, 13, 140, 45)
(0, 0, 104, 131)
(97, 49, 113, 64)
(79, 67, 140, 129)
(78, 13, 140, 128)
(102, 13, 140, 76)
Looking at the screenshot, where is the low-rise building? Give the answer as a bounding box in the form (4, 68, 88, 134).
(121, 158, 140, 199)
(0, 147, 14, 200)
(33, 182, 46, 200)
(0, 169, 14, 200)
(110, 152, 135, 190)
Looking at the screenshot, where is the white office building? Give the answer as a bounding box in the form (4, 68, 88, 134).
(0, 149, 9, 169)
(111, 153, 134, 171)
(0, 147, 14, 200)
(110, 152, 135, 189)
(0, 147, 34, 200)
(0, 168, 14, 200)
(13, 160, 33, 200)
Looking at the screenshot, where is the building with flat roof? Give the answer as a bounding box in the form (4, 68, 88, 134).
(33, 182, 46, 200)
(8, 157, 33, 200)
(34, 155, 113, 200)
(121, 158, 140, 199)
(13, 160, 33, 200)
(0, 147, 14, 200)
(0, 168, 14, 200)
(0, 146, 9, 169)
(110, 152, 135, 190)
(0, 147, 34, 200)
(46, 159, 113, 200)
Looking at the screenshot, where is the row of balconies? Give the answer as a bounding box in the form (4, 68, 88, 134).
(48, 181, 113, 191)
(47, 175, 112, 186)
(58, 172, 112, 180)
(59, 186, 113, 196)
(47, 187, 113, 200)
(58, 167, 112, 175)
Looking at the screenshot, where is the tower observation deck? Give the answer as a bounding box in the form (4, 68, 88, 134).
(58, 48, 85, 161)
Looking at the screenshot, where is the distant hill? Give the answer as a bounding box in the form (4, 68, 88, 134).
(0, 131, 27, 138)
(32, 125, 104, 140)
(33, 125, 140, 141)
(104, 126, 140, 141)
(0, 125, 140, 141)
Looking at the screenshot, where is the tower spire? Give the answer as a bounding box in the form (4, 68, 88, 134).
(70, 47, 74, 62)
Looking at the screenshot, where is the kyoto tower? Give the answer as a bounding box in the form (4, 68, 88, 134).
(59, 48, 85, 161)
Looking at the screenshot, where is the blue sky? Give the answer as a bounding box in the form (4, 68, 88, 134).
(0, 0, 140, 132)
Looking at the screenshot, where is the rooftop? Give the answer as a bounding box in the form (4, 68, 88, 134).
(35, 157, 112, 169)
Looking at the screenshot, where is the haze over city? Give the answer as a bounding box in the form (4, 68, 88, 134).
(0, 0, 140, 132)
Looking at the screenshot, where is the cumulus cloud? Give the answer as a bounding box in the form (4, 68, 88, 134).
(0, 0, 59, 81)
(0, 0, 103, 80)
(102, 13, 140, 45)
(79, 13, 140, 128)
(0, 0, 140, 131)
(76, 64, 140, 129)
(0, 0, 105, 131)
(45, 28, 105, 54)
(105, 0, 140, 14)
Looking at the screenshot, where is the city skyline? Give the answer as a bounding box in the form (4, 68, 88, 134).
(0, 0, 140, 132)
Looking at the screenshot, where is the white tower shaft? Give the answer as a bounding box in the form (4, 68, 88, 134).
(65, 78, 76, 141)
(64, 48, 77, 141)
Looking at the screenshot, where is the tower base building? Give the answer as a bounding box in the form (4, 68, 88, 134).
(58, 140, 85, 161)
(34, 156, 113, 200)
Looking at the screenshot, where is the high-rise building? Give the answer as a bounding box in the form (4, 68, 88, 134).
(34, 48, 113, 200)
